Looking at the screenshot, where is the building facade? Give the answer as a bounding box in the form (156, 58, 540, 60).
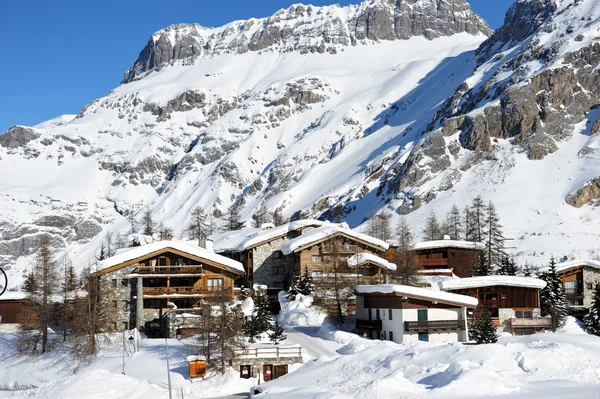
(440, 276, 551, 335)
(90, 240, 244, 336)
(405, 237, 484, 278)
(554, 259, 600, 311)
(355, 285, 476, 343)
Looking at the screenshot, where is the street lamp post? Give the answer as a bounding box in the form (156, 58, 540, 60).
(165, 337, 173, 399)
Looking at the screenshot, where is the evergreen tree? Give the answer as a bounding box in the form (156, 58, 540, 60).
(188, 206, 208, 240)
(472, 250, 490, 276)
(540, 257, 568, 331)
(584, 283, 600, 336)
(464, 206, 474, 241)
(287, 267, 314, 300)
(64, 264, 79, 291)
(22, 271, 37, 293)
(272, 209, 287, 226)
(244, 287, 272, 343)
(484, 201, 505, 271)
(223, 205, 243, 231)
(330, 206, 345, 223)
(448, 205, 463, 240)
(368, 214, 392, 242)
(391, 218, 421, 286)
(269, 320, 287, 345)
(252, 204, 272, 228)
(422, 210, 442, 241)
(469, 306, 498, 344)
(127, 209, 137, 234)
(96, 242, 107, 261)
(497, 256, 518, 276)
(105, 232, 115, 258)
(142, 207, 154, 236)
(470, 196, 486, 242)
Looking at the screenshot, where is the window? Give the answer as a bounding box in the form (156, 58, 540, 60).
(368, 309, 372, 321)
(515, 329, 533, 336)
(273, 251, 283, 259)
(113, 322, 118, 331)
(388, 309, 393, 321)
(389, 331, 394, 342)
(158, 257, 167, 266)
(113, 300, 118, 309)
(515, 310, 533, 318)
(112, 279, 118, 288)
(418, 332, 429, 342)
(122, 322, 128, 331)
(450, 252, 455, 258)
(502, 293, 508, 300)
(417, 309, 428, 321)
(569, 299, 584, 307)
(122, 279, 129, 287)
(122, 300, 129, 310)
(312, 255, 323, 263)
(564, 280, 579, 295)
(208, 278, 224, 292)
(275, 266, 285, 275)
(376, 309, 380, 320)
(382, 331, 387, 340)
(587, 283, 594, 290)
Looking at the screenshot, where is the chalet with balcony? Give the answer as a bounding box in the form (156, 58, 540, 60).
(280, 224, 390, 283)
(355, 284, 477, 343)
(211, 220, 327, 289)
(553, 259, 600, 312)
(439, 276, 551, 335)
(90, 239, 244, 335)
(408, 236, 484, 278)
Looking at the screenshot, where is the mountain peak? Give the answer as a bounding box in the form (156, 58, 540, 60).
(122, 0, 491, 83)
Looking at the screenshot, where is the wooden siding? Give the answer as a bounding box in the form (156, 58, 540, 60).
(0, 300, 27, 323)
(446, 286, 540, 309)
(361, 294, 462, 310)
(410, 247, 480, 278)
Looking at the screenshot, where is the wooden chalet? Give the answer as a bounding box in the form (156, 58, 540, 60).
(407, 236, 484, 278)
(440, 276, 551, 335)
(90, 239, 244, 336)
(553, 259, 600, 311)
(0, 292, 28, 325)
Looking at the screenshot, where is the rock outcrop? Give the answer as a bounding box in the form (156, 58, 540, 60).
(567, 177, 600, 208)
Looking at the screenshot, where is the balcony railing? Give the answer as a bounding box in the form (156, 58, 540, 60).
(418, 259, 449, 267)
(356, 319, 383, 330)
(321, 245, 360, 253)
(142, 287, 203, 296)
(404, 320, 465, 332)
(510, 318, 553, 328)
(136, 265, 203, 274)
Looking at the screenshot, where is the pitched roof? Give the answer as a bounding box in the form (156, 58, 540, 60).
(412, 239, 485, 251)
(281, 225, 389, 255)
(439, 276, 547, 291)
(92, 240, 244, 275)
(347, 253, 397, 271)
(355, 284, 478, 307)
(552, 259, 600, 273)
(210, 219, 326, 253)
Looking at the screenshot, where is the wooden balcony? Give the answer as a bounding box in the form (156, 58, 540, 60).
(322, 245, 360, 253)
(418, 258, 449, 267)
(404, 320, 465, 332)
(142, 287, 204, 296)
(136, 265, 203, 275)
(510, 318, 553, 329)
(356, 319, 383, 330)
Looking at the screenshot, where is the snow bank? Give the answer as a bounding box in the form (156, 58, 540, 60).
(347, 252, 397, 271)
(412, 239, 485, 251)
(254, 333, 600, 398)
(277, 291, 326, 328)
(355, 284, 478, 307)
(94, 239, 244, 274)
(440, 276, 547, 291)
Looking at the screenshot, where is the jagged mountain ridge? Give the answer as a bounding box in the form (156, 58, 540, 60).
(2, 0, 600, 290)
(123, 0, 491, 82)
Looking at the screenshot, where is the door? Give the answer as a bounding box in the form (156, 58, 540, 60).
(263, 364, 273, 382)
(273, 365, 288, 379)
(417, 309, 428, 321)
(418, 332, 429, 342)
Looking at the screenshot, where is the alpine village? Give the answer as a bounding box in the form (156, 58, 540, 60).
(2, 0, 600, 398)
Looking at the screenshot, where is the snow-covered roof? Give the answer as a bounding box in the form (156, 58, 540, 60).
(94, 240, 244, 274)
(439, 276, 547, 291)
(281, 225, 389, 255)
(553, 259, 600, 273)
(355, 284, 478, 307)
(412, 238, 485, 251)
(347, 253, 396, 271)
(418, 269, 456, 275)
(210, 219, 326, 253)
(0, 291, 27, 301)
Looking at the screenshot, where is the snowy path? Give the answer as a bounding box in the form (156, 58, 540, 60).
(284, 326, 340, 359)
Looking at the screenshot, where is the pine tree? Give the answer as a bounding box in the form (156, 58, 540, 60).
(142, 207, 154, 236)
(330, 206, 345, 223)
(464, 206, 474, 241)
(584, 283, 600, 336)
(244, 287, 272, 343)
(472, 250, 490, 276)
(223, 205, 243, 231)
(64, 264, 79, 291)
(127, 209, 137, 234)
(484, 201, 505, 271)
(422, 210, 442, 241)
(252, 204, 272, 228)
(470, 196, 486, 242)
(269, 320, 287, 345)
(188, 206, 208, 240)
(96, 242, 107, 261)
(287, 267, 314, 300)
(22, 271, 37, 293)
(105, 232, 114, 258)
(272, 209, 287, 226)
(540, 256, 568, 331)
(469, 306, 498, 344)
(448, 205, 463, 240)
(391, 218, 421, 286)
(498, 256, 518, 276)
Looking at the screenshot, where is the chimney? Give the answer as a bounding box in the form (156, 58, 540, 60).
(199, 236, 207, 249)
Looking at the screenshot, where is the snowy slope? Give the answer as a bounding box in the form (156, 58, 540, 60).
(3, 0, 600, 289)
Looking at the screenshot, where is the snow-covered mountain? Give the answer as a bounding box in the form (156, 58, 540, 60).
(1, 0, 599, 288)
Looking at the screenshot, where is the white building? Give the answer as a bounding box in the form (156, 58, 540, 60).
(355, 284, 478, 344)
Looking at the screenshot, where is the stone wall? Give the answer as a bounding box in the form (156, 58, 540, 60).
(252, 237, 291, 288)
(98, 265, 140, 331)
(583, 268, 600, 309)
(497, 307, 542, 333)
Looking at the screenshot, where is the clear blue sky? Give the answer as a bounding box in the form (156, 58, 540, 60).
(0, 0, 513, 133)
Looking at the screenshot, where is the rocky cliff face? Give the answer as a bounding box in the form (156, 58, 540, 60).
(122, 0, 491, 83)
